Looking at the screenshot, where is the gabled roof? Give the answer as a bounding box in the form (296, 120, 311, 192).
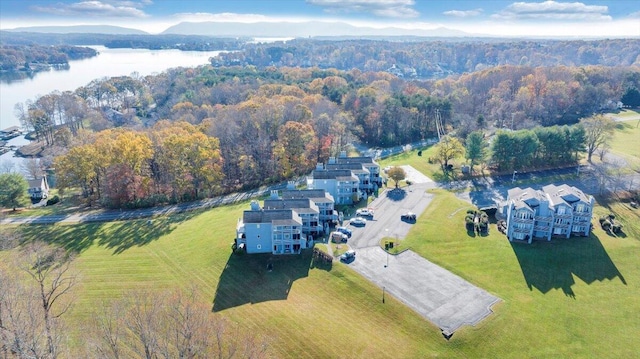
(27, 178, 46, 189)
(543, 184, 591, 206)
(242, 209, 302, 225)
(326, 163, 369, 175)
(263, 198, 319, 214)
(335, 156, 378, 166)
(281, 189, 334, 204)
(312, 169, 356, 180)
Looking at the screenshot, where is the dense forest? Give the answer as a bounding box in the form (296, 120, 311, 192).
(13, 56, 638, 208)
(212, 38, 640, 78)
(0, 44, 97, 71)
(0, 31, 245, 51)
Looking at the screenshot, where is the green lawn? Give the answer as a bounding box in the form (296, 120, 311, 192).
(1, 202, 455, 358)
(610, 118, 640, 168)
(2, 179, 639, 358)
(402, 189, 640, 358)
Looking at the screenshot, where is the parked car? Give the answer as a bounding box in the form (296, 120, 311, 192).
(336, 226, 352, 238)
(340, 249, 356, 262)
(401, 212, 417, 222)
(350, 217, 367, 226)
(355, 208, 374, 218)
(331, 231, 348, 243)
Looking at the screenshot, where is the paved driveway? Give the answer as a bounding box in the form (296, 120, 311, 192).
(344, 165, 500, 335)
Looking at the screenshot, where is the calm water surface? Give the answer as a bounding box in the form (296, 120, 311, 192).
(0, 46, 221, 168)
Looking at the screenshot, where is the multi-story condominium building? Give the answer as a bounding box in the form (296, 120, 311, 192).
(310, 168, 360, 205)
(264, 194, 323, 236)
(329, 154, 382, 191)
(236, 201, 309, 255)
(280, 188, 338, 224)
(503, 184, 594, 244)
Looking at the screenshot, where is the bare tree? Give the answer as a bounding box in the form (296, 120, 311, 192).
(21, 158, 44, 181)
(581, 114, 616, 162)
(85, 300, 126, 359)
(87, 288, 270, 359)
(125, 291, 161, 359)
(19, 241, 76, 359)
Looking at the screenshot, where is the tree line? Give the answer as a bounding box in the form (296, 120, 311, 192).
(10, 63, 636, 207)
(212, 38, 640, 78)
(0, 44, 97, 72)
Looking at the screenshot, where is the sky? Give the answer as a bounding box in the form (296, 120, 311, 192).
(0, 0, 638, 37)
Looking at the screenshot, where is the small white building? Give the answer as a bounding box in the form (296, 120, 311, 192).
(27, 177, 49, 200)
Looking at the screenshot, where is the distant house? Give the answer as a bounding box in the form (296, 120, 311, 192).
(503, 184, 594, 243)
(236, 201, 310, 255)
(27, 177, 49, 200)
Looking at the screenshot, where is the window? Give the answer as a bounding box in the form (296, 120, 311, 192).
(557, 206, 566, 215)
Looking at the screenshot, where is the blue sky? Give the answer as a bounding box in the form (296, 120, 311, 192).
(0, 0, 638, 37)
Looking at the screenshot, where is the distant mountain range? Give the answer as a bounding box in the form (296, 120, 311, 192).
(6, 22, 474, 38)
(6, 25, 149, 35)
(162, 21, 474, 38)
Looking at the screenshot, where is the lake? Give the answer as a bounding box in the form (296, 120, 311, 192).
(0, 46, 222, 169)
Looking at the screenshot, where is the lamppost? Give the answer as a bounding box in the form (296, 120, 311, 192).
(512, 170, 517, 183)
(382, 286, 386, 303)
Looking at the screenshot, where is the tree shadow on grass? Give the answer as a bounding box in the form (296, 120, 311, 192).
(510, 234, 626, 298)
(19, 212, 194, 254)
(213, 249, 323, 312)
(386, 188, 406, 201)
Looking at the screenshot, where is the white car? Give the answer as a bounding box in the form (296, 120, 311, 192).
(349, 217, 367, 226)
(355, 208, 374, 218)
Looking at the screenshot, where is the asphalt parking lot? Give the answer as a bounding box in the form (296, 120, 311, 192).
(343, 165, 501, 335)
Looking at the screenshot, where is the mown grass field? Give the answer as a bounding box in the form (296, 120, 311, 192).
(610, 114, 640, 168)
(1, 202, 454, 358)
(3, 184, 639, 358)
(401, 189, 639, 358)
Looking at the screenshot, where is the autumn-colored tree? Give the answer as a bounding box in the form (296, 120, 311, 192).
(274, 121, 318, 178)
(387, 166, 406, 188)
(433, 135, 465, 170)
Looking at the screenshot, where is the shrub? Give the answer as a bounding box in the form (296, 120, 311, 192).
(46, 195, 60, 206)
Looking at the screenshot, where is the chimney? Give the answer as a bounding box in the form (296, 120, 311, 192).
(270, 190, 279, 199)
(250, 200, 261, 211)
(287, 181, 296, 190)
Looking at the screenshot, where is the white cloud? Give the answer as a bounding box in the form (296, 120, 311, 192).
(31, 1, 149, 18)
(493, 1, 612, 21)
(443, 9, 483, 18)
(306, 0, 419, 18)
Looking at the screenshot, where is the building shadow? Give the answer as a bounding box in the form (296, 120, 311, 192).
(212, 249, 320, 312)
(510, 234, 626, 298)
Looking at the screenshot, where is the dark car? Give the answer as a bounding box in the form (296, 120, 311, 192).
(401, 212, 417, 222)
(336, 226, 352, 238)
